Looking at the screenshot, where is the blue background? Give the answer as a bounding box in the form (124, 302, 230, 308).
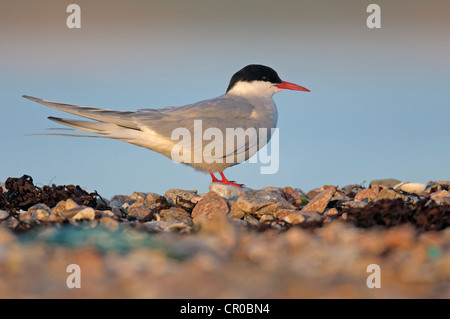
(1, 0, 449, 198)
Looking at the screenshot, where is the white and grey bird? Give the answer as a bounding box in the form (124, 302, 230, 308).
(24, 64, 309, 187)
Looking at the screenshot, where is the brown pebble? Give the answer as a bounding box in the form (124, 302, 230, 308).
(191, 192, 229, 219)
(301, 188, 335, 214)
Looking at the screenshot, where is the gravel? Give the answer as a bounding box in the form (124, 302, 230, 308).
(0, 175, 449, 298)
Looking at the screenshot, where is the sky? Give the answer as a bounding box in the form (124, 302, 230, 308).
(1, 0, 449, 199)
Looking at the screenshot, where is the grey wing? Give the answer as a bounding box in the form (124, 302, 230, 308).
(23, 95, 179, 156)
(23, 94, 260, 164)
(23, 95, 166, 130)
(133, 95, 256, 134)
(132, 96, 259, 163)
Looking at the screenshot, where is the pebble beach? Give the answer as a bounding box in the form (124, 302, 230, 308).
(0, 175, 449, 298)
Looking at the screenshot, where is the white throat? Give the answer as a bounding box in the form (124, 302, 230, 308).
(226, 80, 282, 98)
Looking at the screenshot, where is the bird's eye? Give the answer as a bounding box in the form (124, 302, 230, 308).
(262, 76, 269, 82)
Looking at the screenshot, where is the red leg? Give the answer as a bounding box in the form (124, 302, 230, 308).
(210, 173, 220, 183)
(218, 171, 243, 188)
(210, 172, 243, 188)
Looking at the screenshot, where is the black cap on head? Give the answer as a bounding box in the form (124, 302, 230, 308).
(226, 64, 283, 92)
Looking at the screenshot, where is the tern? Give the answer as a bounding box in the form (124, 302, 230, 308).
(24, 64, 309, 187)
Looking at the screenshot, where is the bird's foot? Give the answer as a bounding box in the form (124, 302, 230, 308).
(220, 179, 244, 188)
(210, 172, 244, 188)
